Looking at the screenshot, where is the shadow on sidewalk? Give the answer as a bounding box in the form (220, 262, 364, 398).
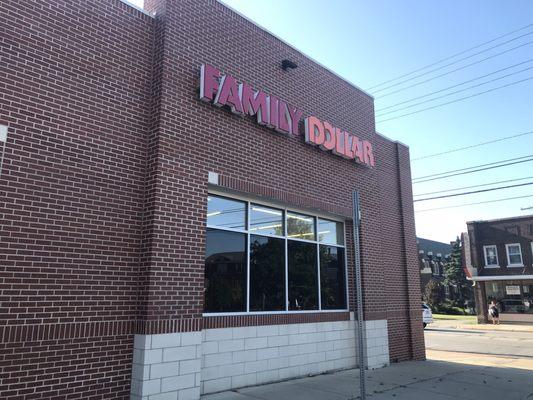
(202, 359, 533, 400)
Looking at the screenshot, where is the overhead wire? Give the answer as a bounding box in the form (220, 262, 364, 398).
(371, 30, 533, 95)
(412, 130, 533, 161)
(415, 194, 533, 213)
(412, 156, 533, 184)
(377, 75, 533, 123)
(367, 22, 533, 90)
(413, 176, 533, 197)
(414, 181, 533, 202)
(376, 58, 533, 117)
(375, 39, 533, 99)
(376, 62, 533, 116)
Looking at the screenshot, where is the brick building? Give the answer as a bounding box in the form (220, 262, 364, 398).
(0, 1, 424, 399)
(464, 215, 533, 323)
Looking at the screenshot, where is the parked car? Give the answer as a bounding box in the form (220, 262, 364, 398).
(499, 299, 526, 313)
(423, 303, 433, 328)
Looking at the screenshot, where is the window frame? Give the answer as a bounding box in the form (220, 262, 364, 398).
(506, 243, 523, 267)
(204, 192, 349, 316)
(483, 245, 499, 268)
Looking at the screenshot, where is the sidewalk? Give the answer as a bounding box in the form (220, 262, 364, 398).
(431, 318, 533, 332)
(201, 359, 533, 400)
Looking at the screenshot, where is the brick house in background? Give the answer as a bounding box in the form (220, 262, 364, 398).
(464, 215, 533, 323)
(417, 237, 452, 297)
(0, 1, 424, 399)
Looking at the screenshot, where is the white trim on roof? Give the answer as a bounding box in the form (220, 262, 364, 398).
(468, 275, 533, 282)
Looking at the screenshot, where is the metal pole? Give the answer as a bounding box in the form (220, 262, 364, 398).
(352, 190, 366, 400)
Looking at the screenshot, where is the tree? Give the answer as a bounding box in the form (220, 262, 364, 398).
(443, 237, 473, 307)
(423, 279, 443, 309)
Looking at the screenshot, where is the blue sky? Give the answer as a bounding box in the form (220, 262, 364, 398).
(131, 0, 533, 243)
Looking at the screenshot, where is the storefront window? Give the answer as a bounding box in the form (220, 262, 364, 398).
(250, 235, 285, 311)
(288, 241, 318, 310)
(204, 229, 247, 312)
(250, 204, 284, 236)
(485, 280, 533, 314)
(320, 246, 346, 309)
(318, 219, 344, 245)
(205, 194, 348, 313)
(207, 196, 246, 230)
(287, 212, 316, 240)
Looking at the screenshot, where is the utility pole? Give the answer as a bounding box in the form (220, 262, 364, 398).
(352, 190, 366, 400)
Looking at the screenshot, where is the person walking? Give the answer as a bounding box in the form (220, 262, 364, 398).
(488, 300, 500, 325)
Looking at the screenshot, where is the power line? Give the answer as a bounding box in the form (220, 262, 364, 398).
(377, 75, 533, 124)
(413, 157, 533, 184)
(413, 154, 533, 181)
(413, 176, 533, 197)
(372, 31, 533, 95)
(415, 194, 533, 213)
(376, 64, 533, 117)
(414, 181, 533, 202)
(376, 39, 533, 99)
(376, 59, 533, 115)
(367, 23, 533, 90)
(412, 130, 533, 161)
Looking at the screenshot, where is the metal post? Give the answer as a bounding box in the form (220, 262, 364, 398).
(352, 190, 366, 400)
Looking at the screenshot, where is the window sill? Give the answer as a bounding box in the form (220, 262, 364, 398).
(507, 264, 524, 268)
(484, 265, 500, 269)
(203, 309, 349, 317)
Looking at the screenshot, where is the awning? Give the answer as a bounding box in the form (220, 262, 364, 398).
(467, 275, 533, 282)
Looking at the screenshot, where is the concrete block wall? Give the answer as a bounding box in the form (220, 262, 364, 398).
(131, 332, 202, 400)
(364, 319, 390, 369)
(200, 320, 357, 394)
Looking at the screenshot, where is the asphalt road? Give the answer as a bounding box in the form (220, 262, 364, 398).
(425, 326, 533, 358)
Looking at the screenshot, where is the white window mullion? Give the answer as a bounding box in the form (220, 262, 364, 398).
(246, 201, 251, 312)
(317, 240, 322, 311)
(284, 207, 289, 311)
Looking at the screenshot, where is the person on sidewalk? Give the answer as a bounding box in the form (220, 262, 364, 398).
(489, 300, 500, 325)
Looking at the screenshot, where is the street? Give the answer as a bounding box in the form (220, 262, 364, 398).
(425, 325, 533, 359)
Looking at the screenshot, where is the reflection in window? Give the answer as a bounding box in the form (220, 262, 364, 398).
(204, 229, 247, 312)
(320, 246, 346, 309)
(207, 196, 246, 230)
(288, 241, 318, 310)
(250, 235, 285, 311)
(250, 205, 284, 236)
(287, 212, 315, 240)
(318, 219, 344, 245)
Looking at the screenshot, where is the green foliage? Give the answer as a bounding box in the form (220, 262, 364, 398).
(423, 279, 443, 308)
(434, 301, 466, 315)
(443, 237, 474, 307)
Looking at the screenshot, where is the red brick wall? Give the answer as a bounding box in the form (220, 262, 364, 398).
(140, 0, 424, 359)
(0, 0, 424, 397)
(0, 0, 154, 398)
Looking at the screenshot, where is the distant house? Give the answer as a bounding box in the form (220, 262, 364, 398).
(417, 237, 452, 298)
(463, 214, 533, 323)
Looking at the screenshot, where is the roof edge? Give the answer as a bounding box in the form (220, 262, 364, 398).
(217, 0, 374, 100)
(466, 213, 533, 225)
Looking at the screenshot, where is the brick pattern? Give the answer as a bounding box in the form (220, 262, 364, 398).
(203, 312, 350, 329)
(0, 0, 153, 398)
(200, 321, 357, 394)
(0, 0, 424, 397)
